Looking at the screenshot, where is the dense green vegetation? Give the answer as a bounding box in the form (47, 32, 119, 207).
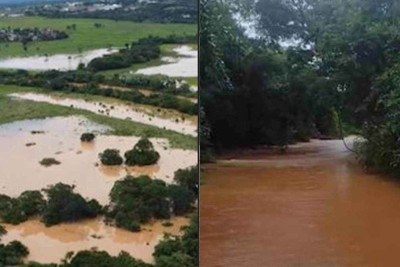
(42, 183, 102, 226)
(201, 1, 338, 155)
(0, 191, 45, 224)
(0, 17, 196, 57)
(0, 68, 197, 115)
(0, 85, 196, 150)
(0, 240, 29, 266)
(80, 132, 95, 142)
(124, 138, 160, 166)
(107, 173, 196, 231)
(201, 0, 400, 173)
(99, 149, 124, 166)
(0, 184, 101, 226)
(153, 214, 198, 267)
(88, 35, 196, 71)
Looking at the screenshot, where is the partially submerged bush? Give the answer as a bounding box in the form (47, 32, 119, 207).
(42, 183, 102, 226)
(39, 158, 61, 167)
(65, 250, 151, 267)
(80, 133, 96, 142)
(124, 138, 160, 166)
(99, 149, 123, 166)
(108, 175, 170, 231)
(174, 166, 198, 196)
(154, 214, 198, 267)
(0, 241, 29, 266)
(107, 175, 196, 232)
(0, 191, 45, 224)
(0, 185, 102, 227)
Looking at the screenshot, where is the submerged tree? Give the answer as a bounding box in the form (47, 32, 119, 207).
(124, 138, 160, 166)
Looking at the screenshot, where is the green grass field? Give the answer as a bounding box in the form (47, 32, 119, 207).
(0, 85, 196, 150)
(0, 17, 196, 58)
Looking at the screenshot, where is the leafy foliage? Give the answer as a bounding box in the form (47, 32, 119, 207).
(0, 241, 29, 266)
(153, 214, 198, 267)
(80, 133, 95, 142)
(108, 176, 170, 231)
(0, 191, 45, 224)
(124, 138, 160, 166)
(42, 183, 102, 226)
(99, 149, 123, 166)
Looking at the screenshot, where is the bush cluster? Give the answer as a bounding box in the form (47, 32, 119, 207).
(80, 133, 96, 142)
(124, 138, 160, 166)
(99, 138, 160, 167)
(99, 149, 124, 166)
(107, 166, 197, 232)
(0, 184, 102, 226)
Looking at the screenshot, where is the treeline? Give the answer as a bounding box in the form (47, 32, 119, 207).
(88, 35, 197, 72)
(200, 1, 340, 157)
(27, 0, 197, 24)
(201, 0, 400, 178)
(0, 27, 68, 43)
(0, 213, 198, 267)
(0, 166, 198, 232)
(0, 69, 197, 115)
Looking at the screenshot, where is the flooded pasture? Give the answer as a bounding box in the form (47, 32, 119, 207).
(0, 48, 118, 71)
(136, 45, 197, 77)
(0, 116, 197, 204)
(9, 93, 197, 136)
(201, 138, 400, 267)
(2, 217, 188, 264)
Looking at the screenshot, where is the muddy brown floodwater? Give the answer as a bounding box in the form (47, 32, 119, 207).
(201, 137, 400, 267)
(0, 116, 196, 204)
(2, 217, 188, 264)
(0, 115, 195, 264)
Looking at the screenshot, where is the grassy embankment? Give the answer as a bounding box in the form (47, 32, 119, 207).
(0, 85, 196, 150)
(0, 16, 196, 58)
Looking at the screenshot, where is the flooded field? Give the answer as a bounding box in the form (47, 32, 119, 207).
(9, 93, 197, 136)
(2, 217, 188, 264)
(136, 45, 197, 77)
(0, 48, 118, 71)
(0, 116, 197, 204)
(201, 138, 400, 267)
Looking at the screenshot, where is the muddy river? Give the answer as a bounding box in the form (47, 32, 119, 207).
(0, 48, 118, 71)
(9, 93, 197, 136)
(201, 138, 400, 267)
(0, 116, 197, 204)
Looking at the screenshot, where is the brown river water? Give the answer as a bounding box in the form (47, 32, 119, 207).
(201, 138, 400, 267)
(0, 116, 195, 264)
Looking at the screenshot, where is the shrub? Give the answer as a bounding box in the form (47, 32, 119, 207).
(80, 133, 96, 142)
(174, 166, 198, 196)
(108, 176, 170, 231)
(39, 158, 61, 167)
(42, 183, 102, 226)
(0, 191, 45, 224)
(124, 138, 160, 166)
(66, 250, 151, 267)
(99, 149, 123, 166)
(0, 241, 29, 266)
(168, 185, 195, 215)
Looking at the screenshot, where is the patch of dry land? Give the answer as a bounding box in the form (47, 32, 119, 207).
(0, 115, 196, 264)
